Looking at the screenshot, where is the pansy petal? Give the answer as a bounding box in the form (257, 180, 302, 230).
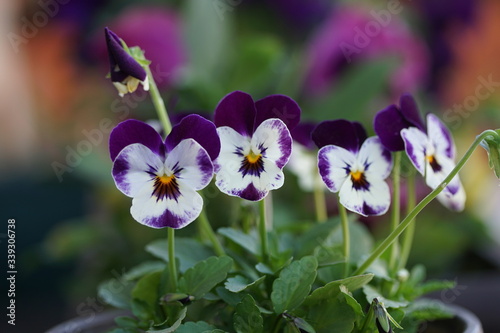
(287, 143, 320, 192)
(399, 93, 425, 131)
(437, 184, 466, 212)
(424, 155, 461, 195)
(427, 113, 456, 159)
(357, 137, 393, 179)
(401, 127, 428, 175)
(373, 104, 411, 151)
(312, 120, 361, 153)
(291, 122, 316, 150)
(353, 121, 367, 146)
(214, 91, 256, 137)
(165, 139, 213, 191)
(339, 176, 391, 216)
(109, 119, 164, 161)
(165, 114, 221, 160)
(317, 145, 356, 192)
(254, 94, 301, 131)
(130, 182, 203, 229)
(252, 119, 292, 169)
(105, 27, 147, 82)
(112, 143, 163, 197)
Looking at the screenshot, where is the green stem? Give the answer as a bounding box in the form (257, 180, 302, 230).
(259, 199, 269, 264)
(168, 228, 177, 291)
(145, 66, 172, 134)
(198, 209, 225, 256)
(388, 152, 401, 275)
(338, 197, 350, 278)
(353, 130, 498, 276)
(313, 175, 328, 223)
(398, 171, 416, 271)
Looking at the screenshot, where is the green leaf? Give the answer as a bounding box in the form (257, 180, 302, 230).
(271, 256, 318, 313)
(296, 219, 340, 257)
(304, 274, 374, 306)
(405, 299, 454, 321)
(339, 285, 364, 318)
(146, 238, 214, 273)
(234, 294, 263, 333)
(363, 285, 408, 309)
(176, 321, 216, 333)
(218, 228, 259, 255)
(304, 295, 356, 333)
(225, 275, 265, 293)
(124, 261, 166, 281)
(216, 286, 245, 306)
(417, 280, 456, 297)
(131, 271, 164, 323)
(115, 316, 138, 328)
(178, 256, 233, 299)
(98, 278, 135, 309)
(146, 307, 187, 333)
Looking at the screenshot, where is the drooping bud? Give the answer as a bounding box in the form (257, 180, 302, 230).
(480, 130, 500, 179)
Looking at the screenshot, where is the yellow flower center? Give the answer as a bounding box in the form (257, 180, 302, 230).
(350, 170, 363, 182)
(152, 174, 180, 201)
(246, 151, 262, 164)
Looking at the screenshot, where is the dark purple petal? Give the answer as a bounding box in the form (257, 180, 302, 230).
(373, 104, 412, 151)
(214, 91, 257, 137)
(109, 119, 164, 161)
(165, 114, 221, 160)
(254, 94, 301, 131)
(291, 122, 316, 150)
(352, 122, 367, 146)
(399, 94, 425, 131)
(312, 119, 364, 153)
(105, 27, 147, 82)
(236, 183, 267, 202)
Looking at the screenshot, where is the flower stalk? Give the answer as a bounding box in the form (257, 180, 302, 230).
(197, 209, 226, 256)
(353, 129, 499, 276)
(313, 175, 327, 223)
(145, 66, 172, 135)
(398, 170, 416, 270)
(338, 197, 350, 278)
(259, 199, 269, 264)
(388, 151, 401, 275)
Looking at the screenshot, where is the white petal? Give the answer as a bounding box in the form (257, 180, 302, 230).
(130, 182, 203, 229)
(427, 113, 456, 159)
(424, 154, 462, 195)
(287, 143, 319, 191)
(339, 175, 391, 216)
(251, 118, 292, 168)
(165, 139, 213, 191)
(357, 137, 393, 179)
(437, 184, 466, 212)
(112, 143, 164, 197)
(401, 127, 429, 175)
(317, 145, 356, 193)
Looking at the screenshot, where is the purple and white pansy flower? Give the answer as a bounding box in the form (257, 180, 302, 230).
(313, 120, 393, 216)
(374, 93, 466, 211)
(109, 114, 220, 229)
(401, 113, 466, 211)
(105, 27, 149, 97)
(213, 91, 301, 201)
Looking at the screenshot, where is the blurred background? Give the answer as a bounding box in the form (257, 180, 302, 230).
(0, 0, 499, 332)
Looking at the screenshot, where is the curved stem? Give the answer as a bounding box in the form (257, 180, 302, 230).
(338, 197, 350, 278)
(398, 171, 416, 270)
(259, 199, 269, 264)
(388, 151, 401, 275)
(145, 66, 172, 135)
(168, 228, 177, 291)
(313, 175, 328, 223)
(198, 209, 225, 256)
(353, 130, 498, 276)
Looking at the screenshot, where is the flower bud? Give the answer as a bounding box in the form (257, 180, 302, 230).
(480, 131, 500, 179)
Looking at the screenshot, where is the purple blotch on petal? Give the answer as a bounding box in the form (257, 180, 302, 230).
(109, 119, 164, 161)
(214, 91, 257, 137)
(235, 183, 267, 201)
(254, 94, 301, 131)
(165, 114, 221, 160)
(105, 27, 147, 82)
(141, 208, 187, 229)
(312, 120, 362, 153)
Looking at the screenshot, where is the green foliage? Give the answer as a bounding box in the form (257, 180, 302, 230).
(178, 256, 233, 299)
(271, 256, 318, 314)
(234, 295, 263, 333)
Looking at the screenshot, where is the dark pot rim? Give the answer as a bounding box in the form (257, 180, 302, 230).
(45, 304, 483, 333)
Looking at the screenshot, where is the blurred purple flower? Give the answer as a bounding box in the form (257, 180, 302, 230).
(304, 5, 429, 97)
(95, 6, 186, 89)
